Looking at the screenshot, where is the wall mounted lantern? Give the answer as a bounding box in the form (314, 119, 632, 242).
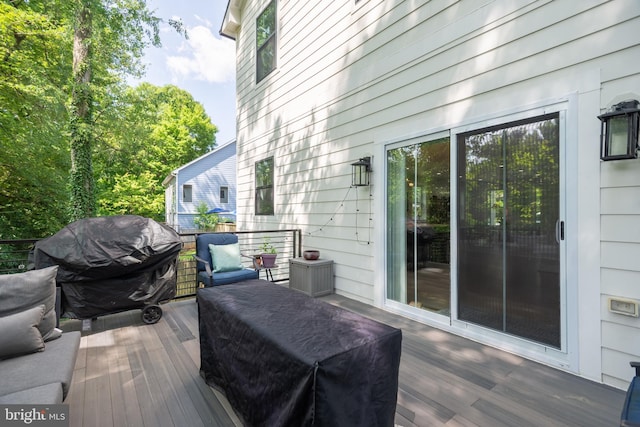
(598, 100, 640, 161)
(351, 156, 371, 186)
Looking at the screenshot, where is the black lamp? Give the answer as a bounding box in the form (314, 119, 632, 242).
(351, 157, 371, 186)
(598, 100, 640, 161)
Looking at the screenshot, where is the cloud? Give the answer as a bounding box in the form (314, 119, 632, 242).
(193, 14, 212, 27)
(166, 26, 235, 84)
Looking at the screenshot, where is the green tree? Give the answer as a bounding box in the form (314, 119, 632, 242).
(69, 0, 94, 220)
(194, 202, 219, 231)
(0, 1, 71, 238)
(0, 1, 196, 237)
(69, 0, 166, 221)
(95, 83, 217, 221)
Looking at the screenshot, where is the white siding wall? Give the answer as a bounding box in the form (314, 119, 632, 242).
(234, 0, 640, 387)
(164, 179, 176, 227)
(601, 105, 640, 390)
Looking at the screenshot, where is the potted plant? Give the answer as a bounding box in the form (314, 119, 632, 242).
(259, 238, 277, 268)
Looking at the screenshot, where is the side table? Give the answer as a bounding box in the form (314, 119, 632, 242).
(255, 264, 278, 282)
(289, 258, 334, 297)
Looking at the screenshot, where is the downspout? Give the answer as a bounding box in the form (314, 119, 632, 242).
(174, 170, 179, 232)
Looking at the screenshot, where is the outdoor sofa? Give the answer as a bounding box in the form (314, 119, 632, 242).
(0, 266, 80, 404)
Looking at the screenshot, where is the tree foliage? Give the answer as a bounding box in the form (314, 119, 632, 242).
(193, 202, 219, 231)
(0, 1, 71, 238)
(95, 83, 217, 221)
(69, 0, 95, 220)
(459, 117, 559, 230)
(0, 0, 214, 238)
(69, 0, 167, 221)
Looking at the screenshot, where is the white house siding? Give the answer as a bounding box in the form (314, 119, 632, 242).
(601, 114, 640, 390)
(231, 0, 640, 387)
(164, 178, 177, 227)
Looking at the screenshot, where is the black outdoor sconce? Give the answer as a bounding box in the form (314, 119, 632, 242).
(351, 156, 372, 186)
(598, 100, 640, 161)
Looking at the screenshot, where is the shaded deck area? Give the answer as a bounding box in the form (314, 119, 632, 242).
(62, 293, 625, 427)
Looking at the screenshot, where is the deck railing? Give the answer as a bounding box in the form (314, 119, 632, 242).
(0, 239, 39, 274)
(177, 229, 301, 297)
(0, 229, 302, 299)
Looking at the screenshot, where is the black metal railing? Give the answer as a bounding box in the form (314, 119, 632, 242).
(0, 239, 38, 274)
(1, 229, 302, 299)
(178, 229, 301, 297)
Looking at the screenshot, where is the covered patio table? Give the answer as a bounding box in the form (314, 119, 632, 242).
(197, 279, 402, 427)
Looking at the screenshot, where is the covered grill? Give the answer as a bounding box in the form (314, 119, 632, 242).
(32, 215, 182, 324)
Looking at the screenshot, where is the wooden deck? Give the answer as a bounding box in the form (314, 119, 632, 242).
(61, 292, 626, 427)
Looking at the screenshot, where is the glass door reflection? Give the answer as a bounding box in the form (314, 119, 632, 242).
(457, 114, 561, 348)
(387, 138, 450, 315)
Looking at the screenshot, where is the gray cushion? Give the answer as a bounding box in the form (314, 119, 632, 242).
(0, 266, 58, 341)
(0, 305, 45, 360)
(0, 331, 80, 400)
(0, 382, 63, 404)
(46, 327, 63, 342)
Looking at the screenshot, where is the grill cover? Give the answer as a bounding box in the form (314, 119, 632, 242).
(32, 215, 181, 319)
(198, 280, 402, 426)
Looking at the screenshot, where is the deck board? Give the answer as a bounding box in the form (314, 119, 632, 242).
(113, 313, 145, 427)
(61, 293, 626, 426)
(126, 320, 172, 427)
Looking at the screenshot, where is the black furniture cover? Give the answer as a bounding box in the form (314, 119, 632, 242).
(198, 280, 402, 427)
(32, 215, 181, 319)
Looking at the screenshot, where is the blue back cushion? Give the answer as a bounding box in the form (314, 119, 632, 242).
(195, 234, 239, 272)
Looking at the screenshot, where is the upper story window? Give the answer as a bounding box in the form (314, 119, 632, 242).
(183, 185, 193, 203)
(255, 157, 274, 215)
(256, 0, 277, 83)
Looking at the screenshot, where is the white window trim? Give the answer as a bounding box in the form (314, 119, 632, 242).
(256, 0, 278, 85)
(220, 185, 229, 204)
(183, 184, 193, 203)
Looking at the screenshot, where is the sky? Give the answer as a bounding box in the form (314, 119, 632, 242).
(131, 0, 237, 146)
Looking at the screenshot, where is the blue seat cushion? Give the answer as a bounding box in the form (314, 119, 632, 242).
(199, 269, 258, 287)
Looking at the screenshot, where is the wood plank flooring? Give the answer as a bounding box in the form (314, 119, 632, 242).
(61, 293, 626, 426)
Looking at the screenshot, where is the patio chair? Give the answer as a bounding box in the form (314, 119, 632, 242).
(621, 362, 640, 427)
(194, 233, 259, 287)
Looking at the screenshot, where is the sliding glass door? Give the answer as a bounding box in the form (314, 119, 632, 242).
(457, 114, 562, 347)
(387, 137, 450, 315)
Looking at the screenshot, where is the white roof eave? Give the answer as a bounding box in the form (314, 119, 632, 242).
(220, 0, 244, 40)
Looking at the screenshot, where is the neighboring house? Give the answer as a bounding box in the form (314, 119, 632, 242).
(221, 0, 640, 389)
(163, 140, 237, 232)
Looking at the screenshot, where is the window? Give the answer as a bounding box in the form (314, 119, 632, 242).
(183, 185, 192, 203)
(220, 186, 229, 204)
(256, 0, 277, 83)
(255, 157, 274, 215)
